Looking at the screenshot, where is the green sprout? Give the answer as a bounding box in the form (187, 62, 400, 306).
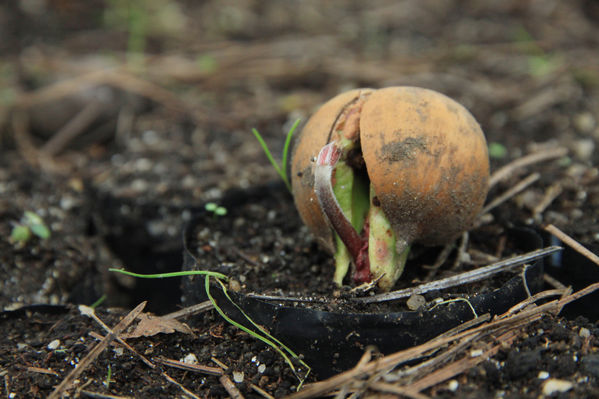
(205, 202, 227, 216)
(104, 364, 112, 389)
(108, 267, 310, 387)
(252, 119, 300, 193)
(90, 295, 107, 309)
(10, 211, 50, 247)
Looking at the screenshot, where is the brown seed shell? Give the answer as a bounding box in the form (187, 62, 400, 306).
(360, 86, 489, 245)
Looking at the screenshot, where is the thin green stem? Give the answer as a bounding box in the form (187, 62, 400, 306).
(108, 268, 228, 281)
(205, 276, 310, 387)
(281, 119, 300, 185)
(251, 119, 300, 193)
(108, 267, 309, 387)
(90, 295, 107, 309)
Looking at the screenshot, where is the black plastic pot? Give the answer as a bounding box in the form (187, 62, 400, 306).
(181, 183, 546, 378)
(543, 234, 599, 320)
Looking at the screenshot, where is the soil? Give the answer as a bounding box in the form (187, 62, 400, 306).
(1, 0, 599, 398)
(182, 182, 539, 312)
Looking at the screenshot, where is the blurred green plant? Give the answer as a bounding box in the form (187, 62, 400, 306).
(252, 119, 300, 193)
(10, 211, 51, 247)
(205, 202, 227, 216)
(104, 0, 186, 70)
(488, 142, 508, 159)
(196, 54, 218, 74)
(513, 26, 561, 78)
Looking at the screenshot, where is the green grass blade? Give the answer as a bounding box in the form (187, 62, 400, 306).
(252, 127, 293, 192)
(281, 119, 300, 190)
(207, 276, 310, 387)
(109, 268, 228, 281)
(90, 295, 107, 309)
(205, 277, 300, 375)
(252, 128, 283, 176)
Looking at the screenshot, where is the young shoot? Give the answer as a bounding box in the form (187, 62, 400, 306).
(10, 211, 51, 247)
(251, 119, 300, 192)
(205, 202, 227, 216)
(108, 267, 310, 387)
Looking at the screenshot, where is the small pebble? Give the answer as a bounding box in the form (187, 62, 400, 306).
(572, 139, 595, 161)
(258, 364, 266, 374)
(542, 379, 573, 395)
(182, 353, 198, 365)
(537, 371, 550, 380)
(470, 349, 483, 357)
(573, 112, 595, 133)
(579, 327, 591, 338)
(229, 279, 241, 292)
(233, 371, 244, 383)
(447, 379, 459, 392)
(47, 339, 60, 350)
(407, 294, 426, 310)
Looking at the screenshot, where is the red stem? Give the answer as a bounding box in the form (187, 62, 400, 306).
(314, 143, 370, 280)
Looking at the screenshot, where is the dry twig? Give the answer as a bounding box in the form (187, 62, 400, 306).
(48, 302, 146, 399)
(488, 147, 568, 188)
(544, 224, 599, 267)
(220, 374, 245, 399)
(287, 282, 599, 399)
(355, 246, 560, 304)
(162, 371, 202, 399)
(481, 172, 540, 215)
(154, 357, 223, 376)
(79, 305, 155, 369)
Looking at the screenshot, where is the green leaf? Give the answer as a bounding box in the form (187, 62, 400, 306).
(30, 223, 51, 240)
(251, 119, 299, 193)
(215, 207, 227, 216)
(10, 225, 31, 244)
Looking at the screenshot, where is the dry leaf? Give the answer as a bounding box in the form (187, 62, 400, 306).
(123, 313, 194, 338)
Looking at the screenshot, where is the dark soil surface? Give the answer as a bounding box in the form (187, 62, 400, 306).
(1, 1, 599, 398)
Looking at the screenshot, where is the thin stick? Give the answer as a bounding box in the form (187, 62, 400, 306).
(424, 242, 455, 280)
(251, 383, 276, 399)
(160, 301, 214, 320)
(451, 232, 469, 270)
(544, 224, 599, 267)
(79, 390, 133, 399)
(368, 382, 430, 399)
(154, 357, 223, 376)
(220, 374, 245, 399)
(162, 371, 201, 399)
(533, 183, 563, 217)
(25, 366, 60, 377)
(409, 329, 519, 392)
(79, 305, 155, 369)
(355, 246, 561, 303)
(489, 147, 568, 188)
(543, 273, 567, 290)
(48, 302, 146, 399)
(389, 332, 480, 381)
(481, 172, 540, 215)
(41, 100, 104, 156)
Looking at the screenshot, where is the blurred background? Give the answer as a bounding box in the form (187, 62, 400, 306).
(1, 0, 598, 310)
